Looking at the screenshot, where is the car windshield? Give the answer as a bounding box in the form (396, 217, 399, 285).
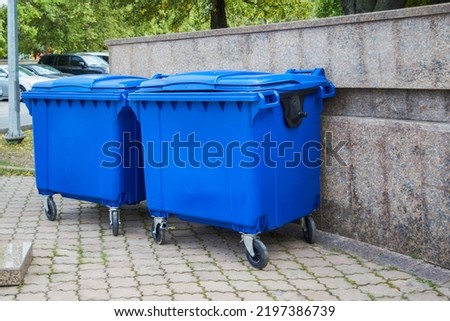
(29, 64, 60, 75)
(0, 66, 37, 77)
(80, 55, 108, 67)
(18, 67, 35, 77)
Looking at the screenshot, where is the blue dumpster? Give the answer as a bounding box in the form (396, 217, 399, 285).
(128, 69, 335, 268)
(22, 74, 148, 236)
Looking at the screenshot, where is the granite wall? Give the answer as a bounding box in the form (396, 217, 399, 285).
(107, 4, 450, 268)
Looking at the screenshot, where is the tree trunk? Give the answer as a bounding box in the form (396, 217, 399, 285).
(374, 0, 406, 11)
(341, 0, 406, 15)
(210, 0, 228, 29)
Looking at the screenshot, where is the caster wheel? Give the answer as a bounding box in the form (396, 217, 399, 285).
(151, 220, 166, 245)
(111, 210, 119, 236)
(245, 239, 269, 270)
(44, 196, 57, 221)
(302, 215, 316, 244)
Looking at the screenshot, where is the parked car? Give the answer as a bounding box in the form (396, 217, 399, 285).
(77, 52, 109, 63)
(21, 64, 72, 79)
(38, 54, 109, 75)
(0, 65, 48, 100)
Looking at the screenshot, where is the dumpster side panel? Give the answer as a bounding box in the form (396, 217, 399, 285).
(137, 91, 323, 234)
(31, 98, 144, 207)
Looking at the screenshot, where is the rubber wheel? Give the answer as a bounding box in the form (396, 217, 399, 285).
(302, 215, 316, 244)
(111, 211, 119, 236)
(44, 197, 57, 221)
(245, 239, 269, 270)
(152, 220, 166, 245)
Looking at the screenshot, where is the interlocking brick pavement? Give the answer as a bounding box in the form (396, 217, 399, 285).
(1, 176, 449, 301)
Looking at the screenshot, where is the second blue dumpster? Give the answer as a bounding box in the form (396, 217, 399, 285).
(22, 74, 148, 236)
(129, 69, 335, 268)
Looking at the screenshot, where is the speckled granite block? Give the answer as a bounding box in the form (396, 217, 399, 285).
(0, 242, 33, 286)
(107, 4, 450, 90)
(323, 89, 449, 123)
(319, 116, 450, 269)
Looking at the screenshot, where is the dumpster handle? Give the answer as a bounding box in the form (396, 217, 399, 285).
(285, 68, 325, 77)
(258, 91, 280, 109)
(319, 82, 336, 99)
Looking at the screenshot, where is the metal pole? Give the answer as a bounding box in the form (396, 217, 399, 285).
(4, 0, 24, 143)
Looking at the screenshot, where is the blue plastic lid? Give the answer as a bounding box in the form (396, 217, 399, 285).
(30, 74, 148, 92)
(138, 68, 331, 92)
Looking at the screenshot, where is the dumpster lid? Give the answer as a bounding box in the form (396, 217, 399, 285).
(31, 74, 148, 92)
(137, 69, 331, 92)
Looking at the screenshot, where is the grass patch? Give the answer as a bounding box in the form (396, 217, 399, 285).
(0, 129, 35, 175)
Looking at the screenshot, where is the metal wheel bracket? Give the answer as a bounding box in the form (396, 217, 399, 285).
(241, 234, 258, 257)
(109, 207, 121, 225)
(42, 195, 50, 212)
(301, 217, 306, 230)
(152, 217, 168, 233)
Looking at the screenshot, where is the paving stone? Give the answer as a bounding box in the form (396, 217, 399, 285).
(48, 281, 78, 291)
(193, 270, 227, 282)
(205, 291, 241, 300)
(290, 279, 327, 291)
(404, 291, 446, 301)
(436, 286, 450, 298)
(279, 268, 313, 280)
(165, 271, 198, 283)
(22, 274, 49, 285)
(359, 284, 402, 298)
(140, 284, 172, 297)
(346, 273, 385, 286)
(307, 266, 344, 278)
(161, 263, 193, 274)
(238, 291, 274, 301)
(172, 293, 207, 301)
(377, 270, 415, 280)
(0, 286, 20, 296)
(52, 264, 78, 274)
(390, 279, 436, 293)
(271, 259, 303, 270)
(109, 287, 142, 299)
(78, 289, 110, 300)
(329, 288, 370, 300)
(200, 280, 235, 292)
(222, 270, 257, 281)
(19, 283, 48, 293)
(136, 275, 169, 286)
(50, 273, 78, 283)
(228, 280, 265, 292)
(0, 295, 16, 301)
(253, 270, 286, 281)
(47, 290, 79, 301)
(297, 257, 330, 268)
(268, 290, 307, 301)
(108, 277, 138, 288)
(318, 277, 354, 290)
(189, 262, 222, 272)
(78, 278, 108, 290)
(106, 267, 136, 278)
(170, 282, 204, 294)
(78, 269, 107, 280)
(301, 290, 339, 301)
(259, 279, 296, 291)
(15, 292, 47, 300)
(334, 264, 373, 275)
